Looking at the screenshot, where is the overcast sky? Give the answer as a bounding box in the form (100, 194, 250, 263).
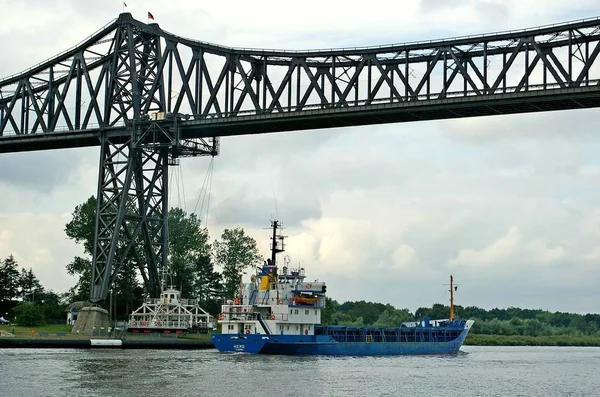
(1, 0, 600, 314)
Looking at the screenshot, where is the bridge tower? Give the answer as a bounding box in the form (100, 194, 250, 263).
(88, 17, 218, 306)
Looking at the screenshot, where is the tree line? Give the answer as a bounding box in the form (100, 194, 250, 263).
(321, 299, 600, 337)
(0, 255, 65, 324)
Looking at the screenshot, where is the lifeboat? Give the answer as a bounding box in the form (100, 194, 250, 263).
(293, 296, 318, 306)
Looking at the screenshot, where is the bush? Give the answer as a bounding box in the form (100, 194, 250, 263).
(11, 303, 45, 326)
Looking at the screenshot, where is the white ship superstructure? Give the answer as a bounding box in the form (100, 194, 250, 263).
(218, 220, 327, 336)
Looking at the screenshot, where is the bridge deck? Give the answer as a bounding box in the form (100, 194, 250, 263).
(1, 85, 599, 153)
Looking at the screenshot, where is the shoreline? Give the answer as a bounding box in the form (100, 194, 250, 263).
(0, 337, 214, 349)
(465, 333, 600, 347)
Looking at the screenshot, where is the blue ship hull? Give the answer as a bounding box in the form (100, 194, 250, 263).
(211, 325, 471, 356)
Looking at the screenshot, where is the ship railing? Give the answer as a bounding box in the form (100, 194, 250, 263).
(221, 312, 259, 321)
(318, 325, 465, 343)
(179, 298, 199, 306)
(142, 297, 199, 306)
(222, 305, 254, 314)
(128, 319, 190, 328)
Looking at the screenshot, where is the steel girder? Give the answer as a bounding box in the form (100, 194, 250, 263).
(2, 14, 600, 150)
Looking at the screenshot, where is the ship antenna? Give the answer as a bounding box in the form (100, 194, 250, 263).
(269, 173, 279, 220)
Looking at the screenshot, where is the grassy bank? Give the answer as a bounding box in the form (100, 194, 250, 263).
(465, 333, 600, 346)
(0, 324, 212, 341)
(1, 324, 74, 338)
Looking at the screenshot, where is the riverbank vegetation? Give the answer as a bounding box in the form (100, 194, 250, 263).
(464, 333, 600, 346)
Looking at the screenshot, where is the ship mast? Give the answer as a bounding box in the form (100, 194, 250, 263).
(269, 220, 285, 301)
(270, 220, 285, 267)
(449, 275, 454, 321)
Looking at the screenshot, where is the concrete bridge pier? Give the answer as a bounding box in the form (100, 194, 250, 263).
(72, 307, 110, 336)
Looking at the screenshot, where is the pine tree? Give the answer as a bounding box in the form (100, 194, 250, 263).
(19, 267, 44, 302)
(0, 255, 21, 303)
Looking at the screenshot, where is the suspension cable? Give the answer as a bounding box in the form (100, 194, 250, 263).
(204, 159, 215, 229)
(180, 162, 187, 213)
(193, 157, 214, 218)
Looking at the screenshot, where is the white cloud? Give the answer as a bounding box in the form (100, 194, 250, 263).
(447, 226, 522, 270)
(526, 239, 566, 265)
(391, 245, 417, 269)
(0, 212, 79, 293)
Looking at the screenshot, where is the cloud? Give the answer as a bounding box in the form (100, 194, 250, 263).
(209, 185, 321, 229)
(526, 239, 566, 265)
(447, 226, 522, 270)
(0, 212, 79, 293)
(391, 245, 417, 269)
(0, 150, 83, 192)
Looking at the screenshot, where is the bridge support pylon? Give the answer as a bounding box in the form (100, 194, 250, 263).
(85, 116, 218, 307)
(89, 121, 170, 304)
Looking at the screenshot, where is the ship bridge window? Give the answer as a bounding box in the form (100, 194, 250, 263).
(305, 310, 309, 315)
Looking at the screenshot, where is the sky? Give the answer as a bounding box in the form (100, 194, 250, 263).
(1, 0, 600, 314)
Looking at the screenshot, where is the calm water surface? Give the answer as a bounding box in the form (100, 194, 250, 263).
(1, 346, 599, 396)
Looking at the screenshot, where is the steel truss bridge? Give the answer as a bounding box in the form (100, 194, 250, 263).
(2, 13, 600, 304)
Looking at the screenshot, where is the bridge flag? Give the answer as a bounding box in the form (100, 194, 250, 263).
(148, 11, 155, 20)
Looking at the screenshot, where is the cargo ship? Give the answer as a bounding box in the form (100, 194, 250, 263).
(211, 220, 474, 355)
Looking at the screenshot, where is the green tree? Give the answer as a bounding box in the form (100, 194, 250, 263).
(338, 300, 388, 325)
(112, 263, 144, 320)
(0, 255, 20, 303)
(214, 227, 262, 298)
(167, 208, 211, 298)
(36, 290, 67, 320)
(193, 254, 222, 315)
(65, 257, 91, 301)
(64, 196, 97, 300)
(18, 267, 44, 302)
(64, 196, 97, 255)
(12, 302, 44, 326)
(373, 308, 414, 327)
(321, 298, 339, 325)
